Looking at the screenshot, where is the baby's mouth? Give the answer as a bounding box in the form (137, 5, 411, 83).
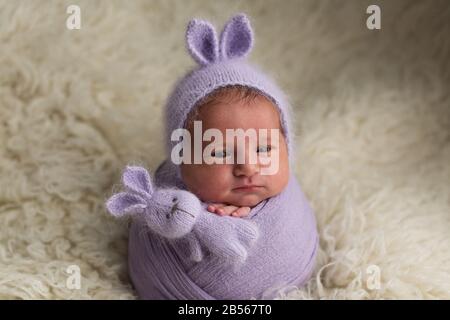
(232, 185, 264, 192)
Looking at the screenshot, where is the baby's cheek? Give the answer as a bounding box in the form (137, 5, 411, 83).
(188, 165, 233, 201)
(270, 163, 290, 195)
(263, 152, 289, 196)
(204, 166, 232, 190)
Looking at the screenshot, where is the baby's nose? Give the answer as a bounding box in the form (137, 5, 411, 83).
(233, 162, 260, 177)
(232, 145, 261, 176)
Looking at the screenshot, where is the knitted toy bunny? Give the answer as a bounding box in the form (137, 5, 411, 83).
(106, 166, 259, 264)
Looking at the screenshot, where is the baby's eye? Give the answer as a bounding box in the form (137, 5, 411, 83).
(172, 197, 177, 203)
(257, 145, 272, 153)
(211, 150, 229, 158)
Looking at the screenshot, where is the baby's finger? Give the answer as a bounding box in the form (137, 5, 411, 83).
(232, 207, 251, 217)
(217, 205, 239, 216)
(207, 203, 225, 213)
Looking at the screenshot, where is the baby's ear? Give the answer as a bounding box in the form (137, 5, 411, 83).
(186, 18, 219, 66)
(220, 13, 253, 61)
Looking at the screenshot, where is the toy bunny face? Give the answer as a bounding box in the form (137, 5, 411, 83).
(106, 166, 201, 239)
(144, 188, 201, 239)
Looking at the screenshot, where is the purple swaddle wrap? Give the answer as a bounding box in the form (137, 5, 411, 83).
(106, 161, 318, 299)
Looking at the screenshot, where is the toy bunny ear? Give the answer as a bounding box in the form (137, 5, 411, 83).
(220, 13, 253, 60)
(106, 192, 147, 218)
(186, 19, 219, 66)
(122, 166, 153, 197)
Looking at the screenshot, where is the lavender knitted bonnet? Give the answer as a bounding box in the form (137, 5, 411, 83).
(165, 13, 295, 169)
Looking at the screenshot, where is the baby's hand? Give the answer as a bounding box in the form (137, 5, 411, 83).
(207, 203, 251, 217)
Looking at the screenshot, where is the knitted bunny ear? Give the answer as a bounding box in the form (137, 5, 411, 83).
(220, 13, 253, 60)
(186, 19, 219, 66)
(122, 166, 153, 197)
(106, 192, 147, 218)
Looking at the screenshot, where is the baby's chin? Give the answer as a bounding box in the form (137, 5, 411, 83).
(222, 192, 270, 208)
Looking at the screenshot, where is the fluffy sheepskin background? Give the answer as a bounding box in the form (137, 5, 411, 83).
(0, 0, 449, 299)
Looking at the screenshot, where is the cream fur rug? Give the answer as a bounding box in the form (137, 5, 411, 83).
(0, 0, 449, 299)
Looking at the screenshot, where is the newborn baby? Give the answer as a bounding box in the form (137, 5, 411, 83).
(106, 13, 318, 300)
(180, 85, 290, 217)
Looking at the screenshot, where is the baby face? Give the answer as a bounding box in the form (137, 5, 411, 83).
(180, 94, 289, 207)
